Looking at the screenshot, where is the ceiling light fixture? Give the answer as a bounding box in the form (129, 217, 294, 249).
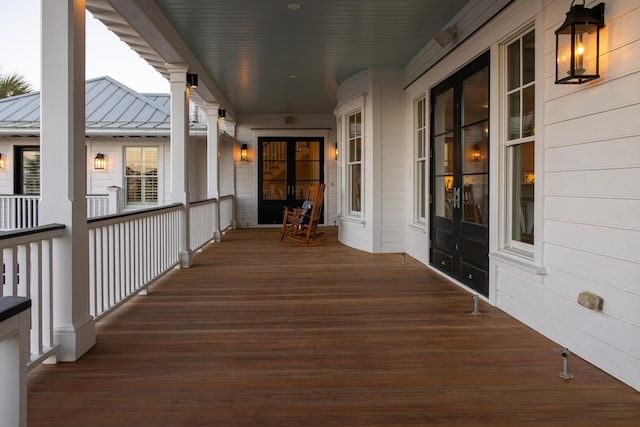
(288, 3, 301, 11)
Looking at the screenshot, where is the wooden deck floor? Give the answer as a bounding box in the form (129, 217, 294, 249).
(27, 228, 640, 426)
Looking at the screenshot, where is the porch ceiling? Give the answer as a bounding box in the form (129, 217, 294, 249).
(86, 0, 471, 117)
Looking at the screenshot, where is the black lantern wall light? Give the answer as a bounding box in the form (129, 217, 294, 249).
(240, 144, 249, 162)
(94, 153, 106, 170)
(555, 1, 605, 84)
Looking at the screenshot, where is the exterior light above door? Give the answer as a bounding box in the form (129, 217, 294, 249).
(555, 1, 605, 84)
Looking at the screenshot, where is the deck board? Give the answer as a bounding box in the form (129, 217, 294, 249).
(27, 228, 640, 426)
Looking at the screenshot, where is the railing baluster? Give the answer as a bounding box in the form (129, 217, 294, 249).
(30, 241, 43, 357)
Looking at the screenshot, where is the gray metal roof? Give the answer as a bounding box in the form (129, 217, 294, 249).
(0, 76, 205, 136)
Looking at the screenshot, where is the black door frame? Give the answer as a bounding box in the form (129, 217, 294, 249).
(257, 137, 324, 224)
(429, 52, 490, 296)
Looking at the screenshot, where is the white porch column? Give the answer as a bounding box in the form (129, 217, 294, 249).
(205, 103, 221, 241)
(167, 64, 193, 268)
(221, 118, 238, 228)
(39, 0, 95, 361)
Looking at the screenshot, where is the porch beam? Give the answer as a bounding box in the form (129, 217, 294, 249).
(38, 0, 95, 361)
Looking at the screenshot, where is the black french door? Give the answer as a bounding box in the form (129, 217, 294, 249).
(258, 137, 324, 224)
(430, 52, 490, 296)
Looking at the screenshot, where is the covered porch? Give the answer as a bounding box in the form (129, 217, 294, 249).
(26, 228, 640, 426)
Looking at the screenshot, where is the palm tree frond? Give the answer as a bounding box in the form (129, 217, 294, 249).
(0, 72, 34, 98)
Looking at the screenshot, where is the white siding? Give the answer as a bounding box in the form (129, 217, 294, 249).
(336, 69, 404, 253)
(234, 113, 336, 228)
(531, 0, 640, 391)
(400, 0, 640, 391)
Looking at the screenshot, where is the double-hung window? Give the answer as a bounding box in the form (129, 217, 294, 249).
(415, 97, 427, 224)
(125, 146, 158, 206)
(505, 29, 535, 252)
(347, 111, 362, 214)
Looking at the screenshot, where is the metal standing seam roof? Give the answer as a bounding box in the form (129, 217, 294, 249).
(0, 76, 205, 135)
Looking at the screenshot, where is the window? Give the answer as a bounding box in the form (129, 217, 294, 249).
(125, 147, 158, 206)
(14, 146, 40, 195)
(415, 97, 427, 224)
(347, 111, 362, 214)
(505, 29, 535, 250)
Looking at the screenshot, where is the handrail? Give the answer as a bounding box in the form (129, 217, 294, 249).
(189, 194, 234, 207)
(87, 203, 183, 225)
(0, 224, 65, 247)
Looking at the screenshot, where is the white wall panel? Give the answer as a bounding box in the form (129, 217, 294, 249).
(545, 220, 640, 262)
(545, 196, 640, 230)
(545, 168, 640, 199)
(545, 106, 640, 149)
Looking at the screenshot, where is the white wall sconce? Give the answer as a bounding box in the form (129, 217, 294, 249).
(240, 144, 249, 162)
(94, 153, 106, 170)
(555, 1, 605, 84)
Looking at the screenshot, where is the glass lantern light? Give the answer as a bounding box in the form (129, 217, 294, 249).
(555, 1, 605, 84)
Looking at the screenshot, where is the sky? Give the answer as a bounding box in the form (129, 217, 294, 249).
(0, 0, 170, 94)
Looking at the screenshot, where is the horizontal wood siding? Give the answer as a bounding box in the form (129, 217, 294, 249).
(403, 0, 640, 391)
(380, 78, 404, 253)
(497, 0, 640, 391)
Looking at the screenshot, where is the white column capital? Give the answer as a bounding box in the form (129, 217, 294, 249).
(165, 63, 189, 79)
(204, 102, 220, 117)
(220, 119, 237, 137)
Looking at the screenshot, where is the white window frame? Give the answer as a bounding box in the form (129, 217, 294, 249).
(336, 117, 343, 216)
(414, 96, 427, 225)
(334, 93, 366, 222)
(499, 24, 539, 259)
(346, 110, 362, 216)
(124, 145, 160, 207)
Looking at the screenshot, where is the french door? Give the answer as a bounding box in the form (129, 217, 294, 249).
(430, 52, 490, 296)
(258, 137, 324, 224)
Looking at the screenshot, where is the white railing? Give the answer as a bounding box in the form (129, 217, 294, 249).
(0, 195, 234, 371)
(0, 194, 113, 231)
(219, 195, 234, 231)
(0, 224, 64, 369)
(87, 204, 181, 321)
(0, 196, 39, 231)
(86, 194, 109, 218)
(190, 198, 217, 251)
(189, 195, 235, 251)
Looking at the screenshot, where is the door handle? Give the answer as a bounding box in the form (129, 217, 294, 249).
(453, 187, 461, 209)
